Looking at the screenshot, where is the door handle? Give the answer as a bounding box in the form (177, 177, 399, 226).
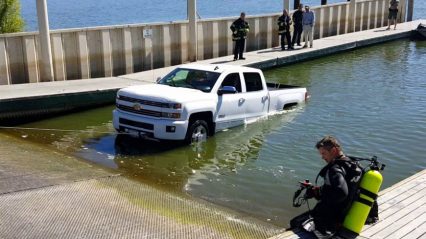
(262, 95, 269, 101)
(239, 98, 245, 104)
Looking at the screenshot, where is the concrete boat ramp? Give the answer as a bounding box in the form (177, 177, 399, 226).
(0, 20, 425, 238)
(0, 20, 424, 124)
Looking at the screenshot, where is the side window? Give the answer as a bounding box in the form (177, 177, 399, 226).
(243, 73, 263, 92)
(221, 73, 242, 93)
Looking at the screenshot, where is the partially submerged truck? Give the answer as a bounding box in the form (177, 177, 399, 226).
(113, 64, 308, 143)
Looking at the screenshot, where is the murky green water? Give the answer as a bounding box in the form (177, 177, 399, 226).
(2, 39, 425, 227)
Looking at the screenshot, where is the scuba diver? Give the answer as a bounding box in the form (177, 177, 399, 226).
(291, 136, 383, 239)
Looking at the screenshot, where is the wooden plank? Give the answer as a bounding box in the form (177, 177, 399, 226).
(380, 188, 426, 220)
(401, 222, 426, 239)
(266, 17, 273, 49)
(378, 178, 426, 212)
(170, 24, 182, 66)
(180, 24, 188, 63)
(331, 5, 339, 36)
(197, 22, 204, 60)
(377, 179, 426, 204)
(77, 31, 90, 79)
(379, 170, 426, 197)
(101, 29, 112, 77)
(212, 21, 219, 58)
(260, 17, 269, 50)
(314, 7, 322, 40)
(343, 3, 349, 34)
(62, 32, 80, 80)
(362, 189, 426, 237)
(356, 2, 363, 32)
(377, 204, 426, 239)
(123, 28, 133, 74)
(152, 25, 164, 69)
(202, 22, 213, 60)
(130, 27, 143, 72)
(23, 36, 39, 83)
(7, 36, 27, 84)
(51, 33, 65, 81)
(162, 25, 171, 67)
(373, 0, 379, 28)
(0, 38, 10, 85)
(142, 27, 153, 70)
(110, 28, 125, 76)
(226, 20, 233, 56)
(86, 30, 104, 78)
(366, 1, 372, 30)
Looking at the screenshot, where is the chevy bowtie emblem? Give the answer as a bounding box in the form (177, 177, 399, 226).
(133, 103, 142, 110)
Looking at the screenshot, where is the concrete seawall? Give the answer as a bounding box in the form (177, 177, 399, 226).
(0, 20, 424, 125)
(0, 0, 409, 85)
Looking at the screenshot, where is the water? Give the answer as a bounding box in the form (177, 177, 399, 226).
(21, 0, 425, 32)
(2, 39, 425, 227)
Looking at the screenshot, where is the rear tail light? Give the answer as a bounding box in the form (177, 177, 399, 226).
(305, 92, 310, 101)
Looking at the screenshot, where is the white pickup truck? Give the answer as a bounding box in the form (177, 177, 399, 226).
(113, 64, 307, 143)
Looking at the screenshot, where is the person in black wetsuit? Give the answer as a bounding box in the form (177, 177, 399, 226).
(305, 136, 354, 238)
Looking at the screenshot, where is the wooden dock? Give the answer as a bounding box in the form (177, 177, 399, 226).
(272, 169, 426, 239)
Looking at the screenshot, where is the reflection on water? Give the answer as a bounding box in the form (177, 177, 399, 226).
(2, 39, 426, 227)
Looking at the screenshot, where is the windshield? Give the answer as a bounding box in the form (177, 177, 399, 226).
(158, 68, 221, 92)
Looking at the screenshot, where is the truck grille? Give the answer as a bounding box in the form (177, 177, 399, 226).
(119, 118, 154, 130)
(117, 104, 162, 117)
(118, 96, 165, 107)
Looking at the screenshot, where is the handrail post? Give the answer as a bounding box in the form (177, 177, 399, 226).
(348, 0, 357, 33)
(188, 0, 198, 62)
(36, 0, 54, 82)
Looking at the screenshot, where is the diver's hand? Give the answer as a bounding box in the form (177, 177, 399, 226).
(305, 186, 320, 200)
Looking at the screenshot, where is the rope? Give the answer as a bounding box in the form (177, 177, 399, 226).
(0, 126, 128, 135)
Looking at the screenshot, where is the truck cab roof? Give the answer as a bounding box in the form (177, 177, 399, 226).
(179, 64, 261, 74)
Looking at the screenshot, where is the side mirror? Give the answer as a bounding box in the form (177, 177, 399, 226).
(218, 86, 237, 95)
(156, 77, 162, 83)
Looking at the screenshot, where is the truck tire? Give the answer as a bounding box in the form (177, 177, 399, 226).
(185, 120, 209, 144)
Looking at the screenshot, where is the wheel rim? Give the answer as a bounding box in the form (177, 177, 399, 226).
(191, 125, 207, 142)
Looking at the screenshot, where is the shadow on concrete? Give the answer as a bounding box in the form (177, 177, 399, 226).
(257, 48, 283, 54)
(374, 29, 389, 32)
(210, 59, 235, 64)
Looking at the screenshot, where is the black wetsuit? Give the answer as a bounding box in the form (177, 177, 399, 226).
(312, 156, 353, 232)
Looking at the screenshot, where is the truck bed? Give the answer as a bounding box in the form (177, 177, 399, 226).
(266, 82, 302, 91)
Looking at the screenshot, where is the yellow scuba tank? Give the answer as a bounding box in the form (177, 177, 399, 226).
(341, 168, 383, 236)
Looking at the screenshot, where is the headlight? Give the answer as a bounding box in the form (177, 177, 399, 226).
(168, 103, 182, 109)
(161, 112, 181, 119)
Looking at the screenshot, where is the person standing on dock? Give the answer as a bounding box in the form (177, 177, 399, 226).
(231, 12, 250, 61)
(292, 4, 304, 47)
(278, 9, 293, 50)
(302, 5, 315, 48)
(386, 0, 399, 30)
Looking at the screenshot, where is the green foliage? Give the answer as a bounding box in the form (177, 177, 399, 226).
(0, 0, 25, 34)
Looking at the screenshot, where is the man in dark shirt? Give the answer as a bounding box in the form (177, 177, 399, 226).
(230, 12, 250, 61)
(292, 4, 304, 47)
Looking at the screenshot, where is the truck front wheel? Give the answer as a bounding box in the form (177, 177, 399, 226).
(185, 120, 209, 144)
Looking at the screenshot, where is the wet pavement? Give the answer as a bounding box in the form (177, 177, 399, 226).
(0, 133, 283, 238)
